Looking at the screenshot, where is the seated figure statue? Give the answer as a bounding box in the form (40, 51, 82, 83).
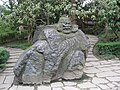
(14, 16, 90, 84)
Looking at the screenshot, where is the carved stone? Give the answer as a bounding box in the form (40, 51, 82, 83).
(14, 16, 90, 84)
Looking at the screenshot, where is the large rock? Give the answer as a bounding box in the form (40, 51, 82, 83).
(14, 16, 90, 84)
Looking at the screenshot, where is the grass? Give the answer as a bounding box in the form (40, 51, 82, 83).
(3, 40, 32, 50)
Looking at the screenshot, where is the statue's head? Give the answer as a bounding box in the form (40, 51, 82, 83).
(57, 15, 78, 34)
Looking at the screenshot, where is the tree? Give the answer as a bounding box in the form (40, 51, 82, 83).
(87, 0, 120, 41)
(3, 0, 91, 42)
(10, 0, 72, 41)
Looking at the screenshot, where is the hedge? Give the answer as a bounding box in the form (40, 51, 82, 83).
(96, 42, 120, 56)
(0, 47, 9, 69)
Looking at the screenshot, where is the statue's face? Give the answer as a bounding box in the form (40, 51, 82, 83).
(62, 20, 72, 30)
(58, 16, 78, 34)
(58, 17, 73, 34)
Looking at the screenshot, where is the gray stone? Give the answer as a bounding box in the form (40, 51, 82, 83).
(107, 83, 116, 88)
(63, 86, 80, 90)
(0, 76, 5, 84)
(97, 84, 110, 89)
(51, 82, 63, 88)
(63, 81, 77, 86)
(106, 76, 120, 82)
(96, 71, 119, 77)
(0, 84, 11, 90)
(17, 86, 34, 90)
(14, 16, 90, 84)
(9, 85, 18, 90)
(84, 67, 101, 74)
(92, 77, 109, 84)
(77, 82, 97, 88)
(4, 76, 14, 84)
(52, 87, 63, 90)
(38, 85, 51, 90)
(89, 87, 101, 90)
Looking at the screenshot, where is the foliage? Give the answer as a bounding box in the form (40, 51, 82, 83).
(0, 16, 28, 44)
(9, 0, 71, 41)
(95, 42, 120, 59)
(86, 0, 120, 41)
(0, 5, 29, 44)
(98, 32, 120, 43)
(0, 16, 14, 43)
(13, 0, 77, 26)
(0, 0, 120, 43)
(4, 40, 32, 50)
(0, 47, 9, 68)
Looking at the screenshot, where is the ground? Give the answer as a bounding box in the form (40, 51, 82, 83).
(0, 35, 120, 90)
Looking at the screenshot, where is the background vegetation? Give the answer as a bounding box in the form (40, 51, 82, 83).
(0, 0, 120, 59)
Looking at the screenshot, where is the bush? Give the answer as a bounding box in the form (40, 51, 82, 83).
(0, 47, 9, 69)
(96, 42, 120, 58)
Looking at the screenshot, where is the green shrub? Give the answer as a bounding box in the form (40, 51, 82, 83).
(0, 47, 9, 68)
(96, 42, 120, 57)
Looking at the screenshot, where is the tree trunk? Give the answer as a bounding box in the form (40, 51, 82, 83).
(46, 15, 50, 25)
(27, 26, 33, 42)
(105, 22, 108, 36)
(71, 0, 77, 24)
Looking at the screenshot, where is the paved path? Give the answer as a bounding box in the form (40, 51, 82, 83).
(0, 35, 120, 90)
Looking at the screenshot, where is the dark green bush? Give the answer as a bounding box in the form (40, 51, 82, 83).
(96, 42, 120, 57)
(0, 47, 9, 68)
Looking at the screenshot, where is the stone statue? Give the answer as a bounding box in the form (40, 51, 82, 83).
(14, 16, 90, 84)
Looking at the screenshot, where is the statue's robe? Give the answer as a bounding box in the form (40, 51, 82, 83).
(14, 26, 90, 84)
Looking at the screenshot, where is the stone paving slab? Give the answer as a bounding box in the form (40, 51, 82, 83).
(63, 86, 80, 90)
(4, 76, 14, 84)
(7, 59, 18, 63)
(52, 87, 63, 90)
(63, 81, 77, 86)
(0, 35, 120, 90)
(0, 76, 5, 84)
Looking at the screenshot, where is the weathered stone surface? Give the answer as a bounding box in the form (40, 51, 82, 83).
(106, 76, 120, 82)
(89, 87, 101, 90)
(14, 16, 90, 84)
(52, 87, 63, 90)
(63, 81, 77, 86)
(38, 85, 51, 90)
(9, 85, 17, 90)
(0, 84, 11, 90)
(17, 86, 34, 90)
(107, 83, 116, 88)
(4, 76, 14, 84)
(51, 82, 63, 88)
(97, 84, 110, 89)
(92, 77, 109, 84)
(77, 82, 97, 88)
(84, 67, 101, 74)
(96, 71, 119, 77)
(0, 76, 5, 84)
(63, 86, 80, 90)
